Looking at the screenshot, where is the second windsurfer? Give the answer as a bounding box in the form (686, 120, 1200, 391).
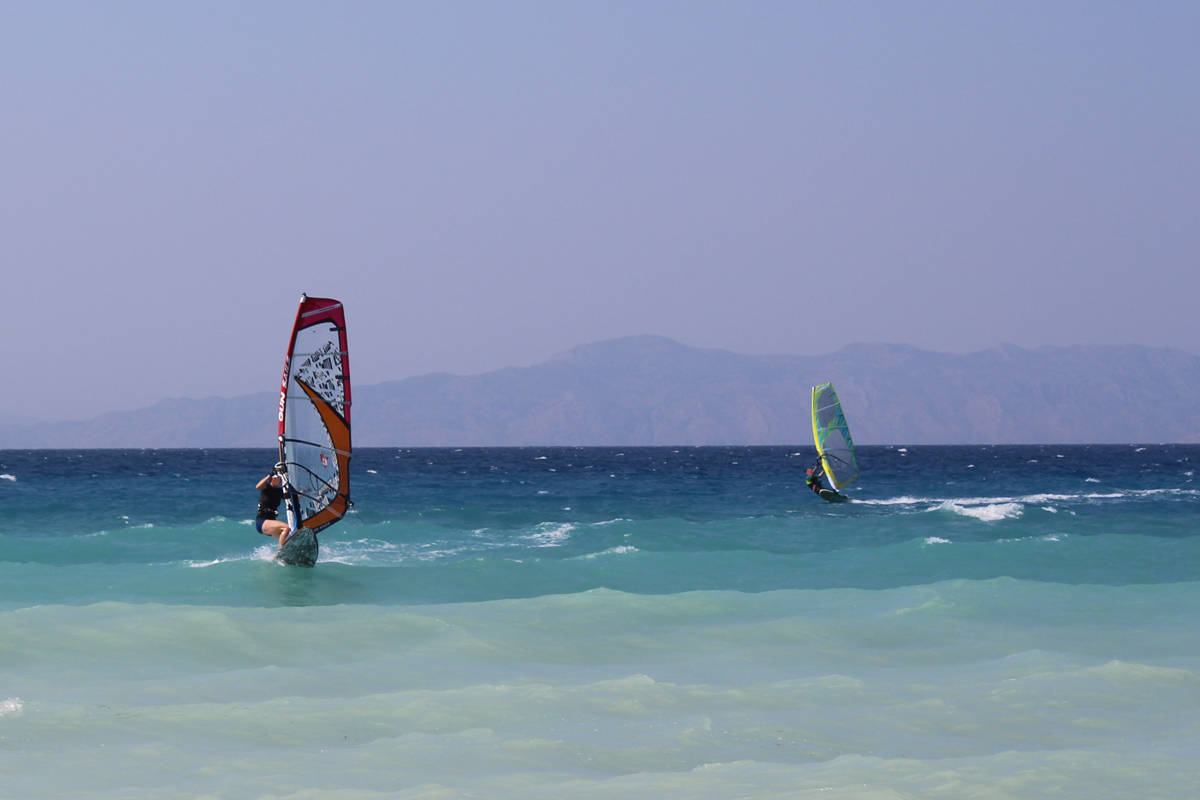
(805, 465, 827, 495)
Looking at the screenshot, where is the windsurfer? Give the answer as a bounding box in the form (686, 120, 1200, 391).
(805, 465, 827, 495)
(255, 464, 291, 544)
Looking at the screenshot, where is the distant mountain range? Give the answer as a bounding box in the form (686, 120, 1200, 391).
(3, 336, 1198, 447)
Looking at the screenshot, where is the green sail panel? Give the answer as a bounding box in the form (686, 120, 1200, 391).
(811, 382, 859, 491)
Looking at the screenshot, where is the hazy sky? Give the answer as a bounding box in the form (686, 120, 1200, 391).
(5, 1, 1197, 421)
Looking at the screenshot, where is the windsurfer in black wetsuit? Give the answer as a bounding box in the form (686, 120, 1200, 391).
(805, 464, 827, 495)
(255, 464, 291, 544)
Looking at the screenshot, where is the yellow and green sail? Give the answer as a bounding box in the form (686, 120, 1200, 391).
(811, 382, 859, 492)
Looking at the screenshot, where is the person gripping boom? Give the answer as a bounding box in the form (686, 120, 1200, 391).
(254, 463, 292, 544)
(805, 464, 828, 495)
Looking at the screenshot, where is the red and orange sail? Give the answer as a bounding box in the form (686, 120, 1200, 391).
(277, 294, 351, 534)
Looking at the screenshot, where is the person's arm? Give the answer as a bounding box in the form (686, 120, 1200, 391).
(255, 475, 272, 490)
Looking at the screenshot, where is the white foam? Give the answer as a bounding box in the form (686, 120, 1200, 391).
(1021, 493, 1077, 503)
(935, 494, 1017, 505)
(252, 544, 280, 561)
(0, 474, 16, 482)
(938, 500, 1024, 522)
(0, 698, 23, 717)
(1085, 477, 1101, 483)
(526, 522, 576, 547)
(366, 469, 378, 474)
(580, 545, 639, 559)
(192, 545, 278, 566)
(855, 496, 927, 506)
(1130, 487, 1200, 498)
(944, 492, 1097, 506)
(825, 489, 1158, 515)
(320, 538, 406, 564)
(924, 537, 951, 545)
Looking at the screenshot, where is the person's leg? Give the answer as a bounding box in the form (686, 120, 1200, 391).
(260, 518, 291, 544)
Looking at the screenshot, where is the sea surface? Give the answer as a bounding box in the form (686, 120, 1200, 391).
(1, 445, 1198, 799)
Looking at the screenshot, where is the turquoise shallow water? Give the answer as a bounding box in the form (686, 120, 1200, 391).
(1, 446, 1198, 798)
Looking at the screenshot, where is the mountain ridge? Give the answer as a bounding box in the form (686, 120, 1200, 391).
(3, 337, 1197, 447)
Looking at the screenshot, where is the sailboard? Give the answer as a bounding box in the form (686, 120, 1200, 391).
(811, 382, 859, 500)
(275, 293, 351, 566)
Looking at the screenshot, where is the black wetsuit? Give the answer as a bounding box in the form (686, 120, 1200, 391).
(257, 483, 284, 521)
